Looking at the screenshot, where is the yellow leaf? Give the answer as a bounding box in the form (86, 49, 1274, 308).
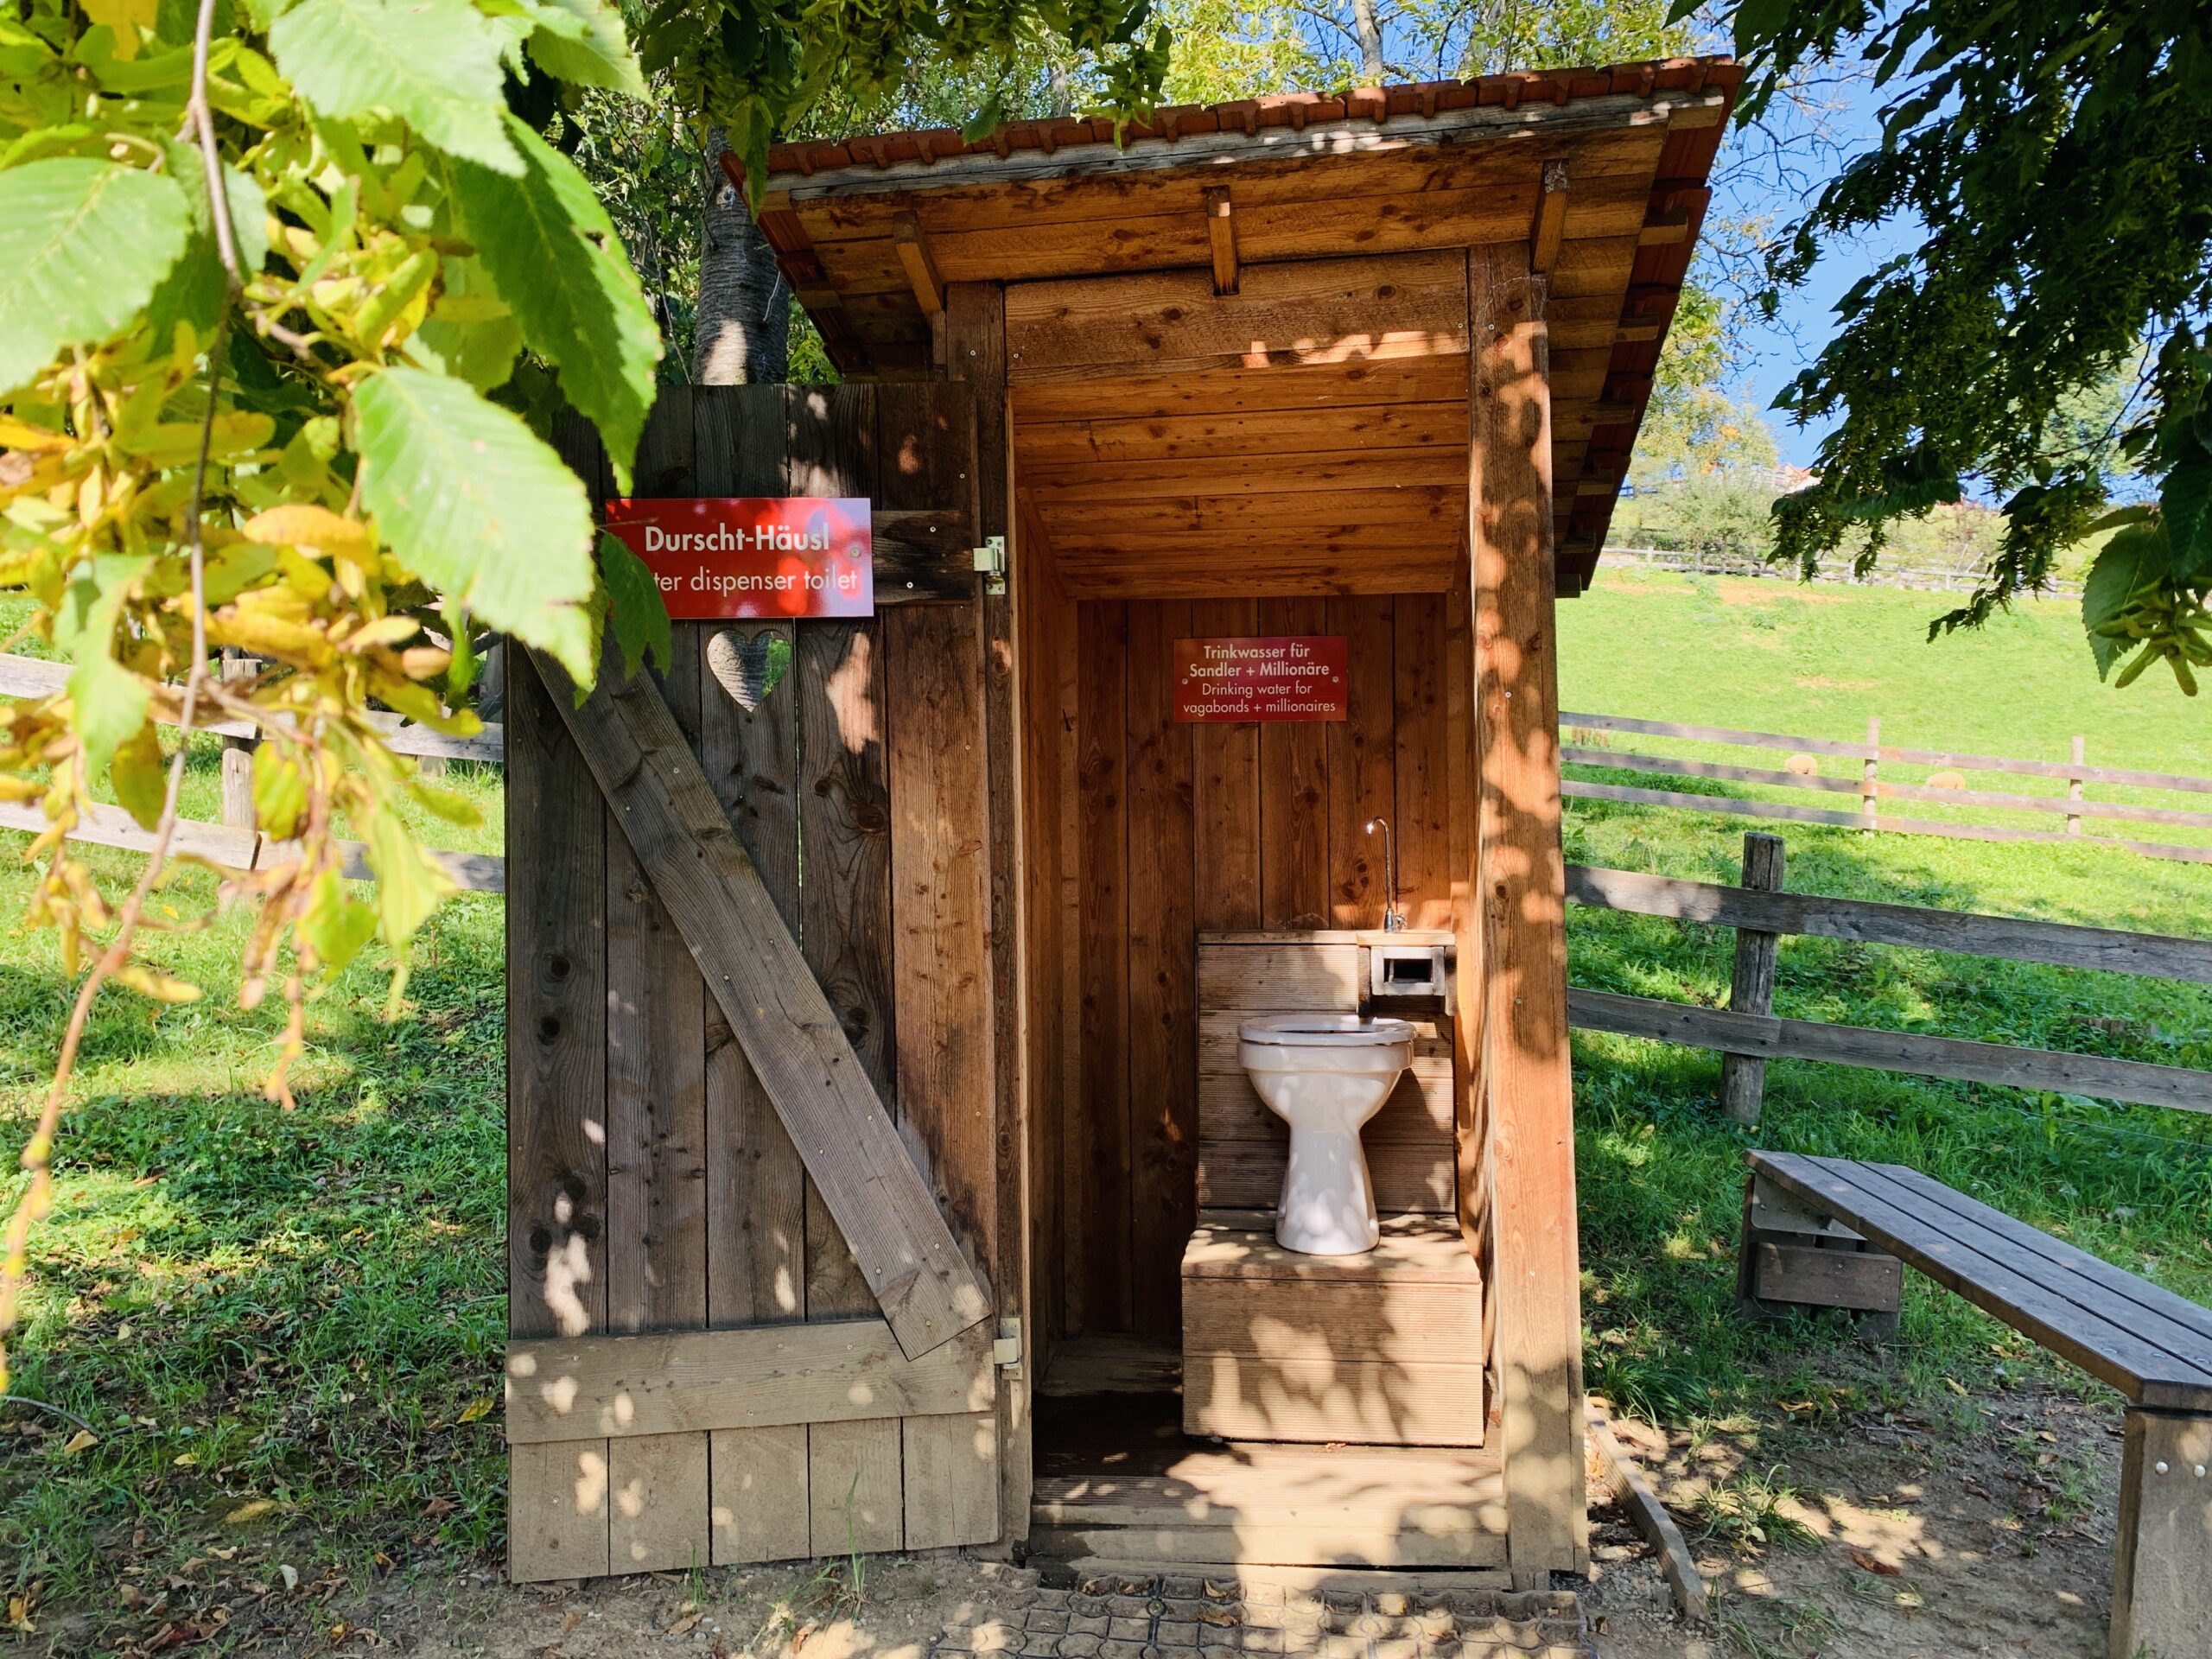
(80, 0, 156, 54)
(60, 1428, 97, 1455)
(0, 417, 69, 451)
(339, 614, 420, 652)
(110, 962, 203, 1004)
(173, 1452, 199, 1467)
(456, 1396, 493, 1423)
(242, 504, 374, 563)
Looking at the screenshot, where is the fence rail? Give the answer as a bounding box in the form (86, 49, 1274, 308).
(1560, 708, 2212, 865)
(1566, 835, 2212, 1122)
(1600, 543, 2085, 599)
(0, 652, 506, 764)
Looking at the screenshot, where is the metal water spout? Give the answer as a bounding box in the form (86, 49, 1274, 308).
(1364, 817, 1406, 931)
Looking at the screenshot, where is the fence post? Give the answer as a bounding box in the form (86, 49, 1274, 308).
(2067, 735, 2085, 836)
(219, 650, 257, 832)
(1859, 716, 1880, 832)
(1719, 831, 1786, 1126)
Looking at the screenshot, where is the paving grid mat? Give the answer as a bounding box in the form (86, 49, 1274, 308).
(936, 1575, 1591, 1659)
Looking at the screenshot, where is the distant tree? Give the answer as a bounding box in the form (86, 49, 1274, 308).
(1713, 0, 2212, 692)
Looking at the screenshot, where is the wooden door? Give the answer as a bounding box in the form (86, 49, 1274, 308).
(507, 385, 1004, 1580)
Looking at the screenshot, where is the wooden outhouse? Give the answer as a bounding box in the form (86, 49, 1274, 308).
(506, 58, 1739, 1587)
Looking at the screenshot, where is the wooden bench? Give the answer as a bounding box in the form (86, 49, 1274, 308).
(1738, 1150, 2212, 1659)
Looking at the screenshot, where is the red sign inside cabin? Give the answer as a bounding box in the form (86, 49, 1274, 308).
(1173, 636, 1349, 723)
(602, 498, 874, 620)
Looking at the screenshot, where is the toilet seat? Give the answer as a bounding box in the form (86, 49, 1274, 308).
(1238, 1014, 1417, 1050)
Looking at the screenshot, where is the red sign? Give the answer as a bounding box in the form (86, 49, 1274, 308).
(603, 498, 873, 620)
(1173, 636, 1349, 723)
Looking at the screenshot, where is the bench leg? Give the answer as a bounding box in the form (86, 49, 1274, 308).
(2111, 1409, 2212, 1659)
(1735, 1174, 1902, 1341)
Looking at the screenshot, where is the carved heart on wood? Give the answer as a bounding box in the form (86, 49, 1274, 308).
(707, 627, 791, 713)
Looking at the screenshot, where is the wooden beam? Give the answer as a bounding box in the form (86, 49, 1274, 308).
(893, 211, 947, 317)
(1203, 186, 1239, 295)
(526, 646, 992, 1361)
(1467, 243, 1585, 1586)
(1006, 251, 1470, 383)
(505, 1319, 994, 1443)
(944, 281, 1028, 1551)
(1529, 161, 1568, 274)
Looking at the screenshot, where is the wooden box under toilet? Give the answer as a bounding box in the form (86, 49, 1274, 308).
(1182, 1213, 1484, 1445)
(1184, 931, 1484, 1451)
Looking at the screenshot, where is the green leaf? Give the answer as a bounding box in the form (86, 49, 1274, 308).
(147, 143, 269, 347)
(108, 722, 168, 830)
(521, 0, 645, 94)
(270, 0, 520, 175)
(2161, 445, 2212, 582)
(2081, 522, 2171, 679)
(353, 366, 595, 682)
(360, 807, 452, 947)
(0, 160, 190, 396)
(448, 117, 660, 489)
(298, 866, 378, 975)
(597, 530, 671, 679)
(408, 256, 522, 391)
(251, 741, 307, 839)
(54, 554, 154, 778)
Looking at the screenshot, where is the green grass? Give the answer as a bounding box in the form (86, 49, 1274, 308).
(0, 571, 2207, 1640)
(1560, 565, 2210, 772)
(0, 763, 508, 1637)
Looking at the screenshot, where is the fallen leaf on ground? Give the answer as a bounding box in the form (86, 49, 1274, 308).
(1848, 1547, 1901, 1577)
(61, 1428, 98, 1454)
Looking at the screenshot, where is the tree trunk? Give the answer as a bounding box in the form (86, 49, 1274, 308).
(692, 128, 791, 385)
(1351, 0, 1385, 81)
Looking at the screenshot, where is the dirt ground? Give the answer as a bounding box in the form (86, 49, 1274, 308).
(1587, 1381, 2119, 1659)
(41, 1382, 2126, 1659)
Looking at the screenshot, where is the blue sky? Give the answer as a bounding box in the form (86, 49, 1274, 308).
(1714, 66, 1915, 470)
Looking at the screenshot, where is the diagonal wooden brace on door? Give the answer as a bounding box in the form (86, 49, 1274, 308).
(529, 645, 992, 1360)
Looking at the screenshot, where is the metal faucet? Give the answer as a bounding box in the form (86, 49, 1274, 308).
(1363, 817, 1406, 931)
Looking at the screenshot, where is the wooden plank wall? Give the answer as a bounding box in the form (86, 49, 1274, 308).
(1054, 593, 1465, 1341)
(513, 386, 998, 1580)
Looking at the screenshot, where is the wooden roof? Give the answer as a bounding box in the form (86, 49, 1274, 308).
(748, 59, 1741, 594)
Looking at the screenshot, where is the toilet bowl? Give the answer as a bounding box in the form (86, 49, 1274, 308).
(1237, 1014, 1416, 1255)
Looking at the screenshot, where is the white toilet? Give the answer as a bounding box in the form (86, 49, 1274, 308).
(1237, 1014, 1416, 1255)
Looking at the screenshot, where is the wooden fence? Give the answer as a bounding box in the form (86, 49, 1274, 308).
(0, 651, 507, 893)
(1561, 709, 2212, 865)
(1599, 543, 2084, 598)
(1, 658, 2207, 1128)
(1566, 832, 2212, 1123)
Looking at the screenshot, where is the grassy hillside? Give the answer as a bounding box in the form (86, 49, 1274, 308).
(1558, 566, 2209, 775)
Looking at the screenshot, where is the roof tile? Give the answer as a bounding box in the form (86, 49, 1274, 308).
(762, 57, 1741, 181)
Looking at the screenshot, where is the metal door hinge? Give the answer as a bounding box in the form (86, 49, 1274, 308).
(992, 1316, 1022, 1368)
(972, 536, 1007, 596)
